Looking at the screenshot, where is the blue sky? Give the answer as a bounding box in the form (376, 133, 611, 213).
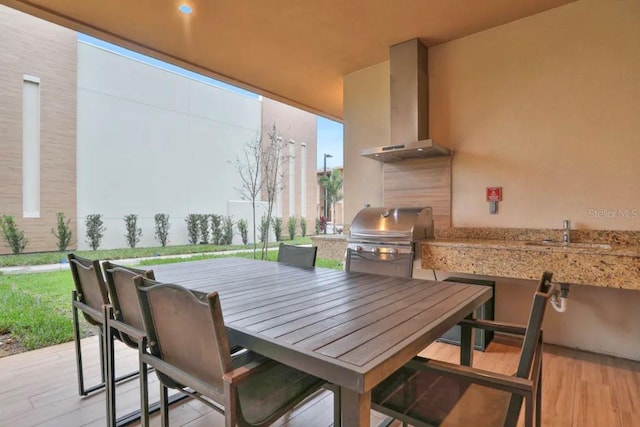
(78, 34, 343, 170)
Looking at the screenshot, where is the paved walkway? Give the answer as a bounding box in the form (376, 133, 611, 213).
(0, 247, 278, 275)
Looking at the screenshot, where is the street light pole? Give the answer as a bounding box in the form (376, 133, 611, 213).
(323, 153, 333, 234)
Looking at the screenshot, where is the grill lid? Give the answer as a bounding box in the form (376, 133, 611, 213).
(349, 207, 434, 243)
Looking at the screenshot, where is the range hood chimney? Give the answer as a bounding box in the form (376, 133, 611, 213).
(360, 38, 450, 162)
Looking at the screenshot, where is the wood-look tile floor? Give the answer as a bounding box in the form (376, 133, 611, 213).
(0, 335, 638, 426)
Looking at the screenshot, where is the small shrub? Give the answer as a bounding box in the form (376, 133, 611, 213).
(51, 212, 72, 252)
(199, 214, 210, 244)
(211, 214, 223, 245)
(154, 213, 170, 247)
(259, 215, 270, 243)
(315, 218, 321, 235)
(185, 214, 200, 245)
(1, 215, 28, 254)
(300, 216, 307, 237)
(221, 216, 234, 245)
(287, 216, 297, 241)
(123, 214, 142, 248)
(237, 219, 249, 245)
(272, 217, 283, 242)
(85, 214, 105, 250)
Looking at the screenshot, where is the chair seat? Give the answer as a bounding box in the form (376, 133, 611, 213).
(372, 366, 514, 427)
(237, 356, 324, 425)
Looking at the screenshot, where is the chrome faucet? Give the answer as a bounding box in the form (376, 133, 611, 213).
(562, 220, 571, 244)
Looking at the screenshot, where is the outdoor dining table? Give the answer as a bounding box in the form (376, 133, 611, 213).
(149, 257, 492, 427)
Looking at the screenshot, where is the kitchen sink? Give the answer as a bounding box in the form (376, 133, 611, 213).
(524, 241, 612, 250)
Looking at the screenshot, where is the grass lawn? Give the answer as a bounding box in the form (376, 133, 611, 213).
(0, 237, 313, 267)
(0, 250, 342, 355)
(138, 249, 344, 269)
(0, 271, 92, 352)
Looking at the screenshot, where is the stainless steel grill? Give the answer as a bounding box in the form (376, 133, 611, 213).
(346, 207, 434, 278)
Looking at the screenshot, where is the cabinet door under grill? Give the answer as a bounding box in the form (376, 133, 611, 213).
(345, 248, 414, 278)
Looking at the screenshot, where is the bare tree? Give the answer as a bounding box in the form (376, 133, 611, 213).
(260, 124, 291, 259)
(232, 133, 263, 258)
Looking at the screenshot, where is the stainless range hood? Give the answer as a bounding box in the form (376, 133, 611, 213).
(360, 39, 451, 163)
(360, 139, 450, 162)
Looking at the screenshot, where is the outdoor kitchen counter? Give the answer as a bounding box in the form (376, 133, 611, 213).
(421, 238, 640, 290)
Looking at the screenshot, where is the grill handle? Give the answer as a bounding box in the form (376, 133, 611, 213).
(349, 249, 404, 261)
(350, 232, 411, 239)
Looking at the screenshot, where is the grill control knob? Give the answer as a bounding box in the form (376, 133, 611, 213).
(356, 245, 363, 252)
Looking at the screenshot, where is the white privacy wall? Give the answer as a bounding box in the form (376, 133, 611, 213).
(76, 42, 262, 249)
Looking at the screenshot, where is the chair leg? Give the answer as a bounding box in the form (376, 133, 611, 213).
(160, 384, 169, 427)
(99, 328, 106, 384)
(333, 385, 341, 427)
(525, 395, 533, 427)
(104, 307, 116, 427)
(139, 344, 150, 427)
(536, 359, 543, 427)
(72, 294, 87, 396)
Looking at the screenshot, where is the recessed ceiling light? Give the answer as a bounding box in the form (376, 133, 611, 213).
(178, 4, 193, 14)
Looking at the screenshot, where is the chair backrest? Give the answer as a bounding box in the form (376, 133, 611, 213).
(103, 261, 155, 347)
(345, 248, 414, 278)
(515, 271, 553, 379)
(277, 243, 317, 268)
(502, 271, 553, 427)
(68, 253, 109, 325)
(134, 277, 232, 395)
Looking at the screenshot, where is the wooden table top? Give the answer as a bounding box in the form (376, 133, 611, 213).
(151, 257, 491, 393)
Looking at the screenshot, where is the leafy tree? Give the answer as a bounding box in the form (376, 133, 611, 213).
(287, 216, 297, 240)
(0, 215, 28, 254)
(221, 216, 234, 245)
(211, 214, 223, 245)
(154, 213, 170, 247)
(318, 168, 343, 233)
(185, 214, 200, 245)
(299, 216, 307, 237)
(259, 215, 270, 243)
(51, 212, 73, 252)
(85, 214, 106, 250)
(237, 219, 249, 245)
(199, 214, 210, 244)
(272, 217, 283, 242)
(123, 214, 142, 248)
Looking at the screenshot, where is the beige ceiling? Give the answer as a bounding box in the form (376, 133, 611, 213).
(3, 0, 575, 120)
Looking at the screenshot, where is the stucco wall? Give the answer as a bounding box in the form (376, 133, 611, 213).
(429, 0, 640, 231)
(343, 62, 388, 222)
(343, 0, 640, 360)
(0, 5, 77, 254)
(76, 41, 262, 249)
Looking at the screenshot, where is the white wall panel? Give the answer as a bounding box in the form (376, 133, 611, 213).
(77, 42, 261, 249)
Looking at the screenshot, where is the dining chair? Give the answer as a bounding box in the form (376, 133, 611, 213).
(134, 276, 325, 427)
(276, 242, 318, 267)
(102, 261, 155, 427)
(276, 242, 341, 425)
(68, 253, 139, 396)
(371, 271, 554, 427)
(345, 247, 414, 278)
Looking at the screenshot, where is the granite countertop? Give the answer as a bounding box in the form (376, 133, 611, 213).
(421, 228, 640, 289)
(424, 238, 640, 258)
